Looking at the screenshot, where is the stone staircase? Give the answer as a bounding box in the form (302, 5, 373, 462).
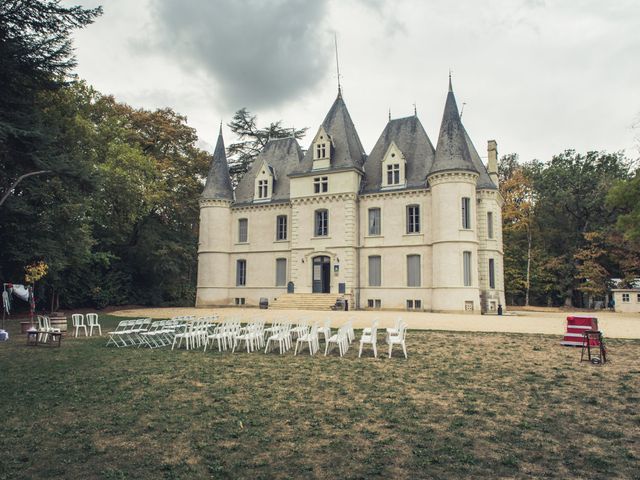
(269, 293, 341, 311)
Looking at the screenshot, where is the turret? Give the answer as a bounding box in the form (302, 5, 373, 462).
(196, 126, 233, 306)
(428, 77, 481, 312)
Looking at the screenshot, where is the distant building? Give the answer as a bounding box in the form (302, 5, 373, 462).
(196, 79, 505, 312)
(611, 289, 640, 313)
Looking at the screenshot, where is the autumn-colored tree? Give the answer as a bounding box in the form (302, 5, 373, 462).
(499, 155, 536, 305)
(574, 231, 610, 299)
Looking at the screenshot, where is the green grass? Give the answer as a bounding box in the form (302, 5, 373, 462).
(0, 315, 639, 479)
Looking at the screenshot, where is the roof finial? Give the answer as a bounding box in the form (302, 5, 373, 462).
(334, 32, 342, 97)
(413, 102, 417, 116)
(448, 69, 453, 92)
(388, 108, 391, 121)
(219, 120, 223, 136)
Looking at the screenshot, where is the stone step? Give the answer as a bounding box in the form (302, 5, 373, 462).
(270, 293, 340, 311)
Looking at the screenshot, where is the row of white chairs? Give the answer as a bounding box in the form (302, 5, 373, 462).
(199, 317, 408, 358)
(106, 316, 217, 349)
(111, 315, 409, 359)
(140, 319, 183, 348)
(172, 316, 218, 350)
(106, 318, 153, 347)
(202, 318, 356, 357)
(71, 313, 102, 337)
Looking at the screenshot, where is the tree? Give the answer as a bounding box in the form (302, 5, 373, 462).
(607, 170, 640, 241)
(499, 154, 536, 305)
(227, 108, 307, 186)
(0, 0, 102, 202)
(529, 150, 632, 306)
(574, 231, 610, 300)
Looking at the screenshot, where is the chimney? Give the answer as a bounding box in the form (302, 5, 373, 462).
(487, 140, 499, 187)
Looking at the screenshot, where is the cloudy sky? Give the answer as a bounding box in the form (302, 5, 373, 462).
(66, 0, 640, 162)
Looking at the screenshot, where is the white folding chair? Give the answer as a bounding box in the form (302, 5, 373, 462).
(106, 320, 135, 347)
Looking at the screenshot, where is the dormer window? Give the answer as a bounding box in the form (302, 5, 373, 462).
(257, 180, 268, 199)
(315, 141, 327, 159)
(312, 127, 332, 170)
(387, 163, 400, 185)
(254, 161, 275, 202)
(381, 142, 406, 189)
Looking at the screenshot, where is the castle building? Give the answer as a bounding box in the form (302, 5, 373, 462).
(197, 79, 505, 312)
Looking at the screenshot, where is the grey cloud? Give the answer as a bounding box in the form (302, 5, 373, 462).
(146, 0, 332, 109)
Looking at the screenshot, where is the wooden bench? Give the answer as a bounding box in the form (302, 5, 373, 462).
(26, 330, 62, 347)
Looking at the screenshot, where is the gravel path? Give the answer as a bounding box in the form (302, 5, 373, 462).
(110, 307, 640, 339)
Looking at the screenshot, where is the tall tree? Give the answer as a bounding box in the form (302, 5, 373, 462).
(499, 154, 536, 305)
(607, 171, 640, 241)
(0, 0, 102, 200)
(529, 150, 631, 306)
(227, 108, 307, 186)
(0, 1, 101, 308)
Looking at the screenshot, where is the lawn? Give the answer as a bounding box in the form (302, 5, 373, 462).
(0, 315, 638, 479)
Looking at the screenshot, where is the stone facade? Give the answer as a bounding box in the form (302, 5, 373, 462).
(196, 81, 505, 312)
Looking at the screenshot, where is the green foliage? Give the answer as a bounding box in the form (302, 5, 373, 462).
(607, 170, 640, 241)
(501, 150, 637, 306)
(227, 107, 307, 186)
(1, 79, 209, 309)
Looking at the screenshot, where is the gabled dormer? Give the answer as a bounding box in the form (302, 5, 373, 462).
(311, 126, 332, 170)
(381, 141, 406, 189)
(254, 160, 276, 202)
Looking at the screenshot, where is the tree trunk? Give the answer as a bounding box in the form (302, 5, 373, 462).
(564, 289, 573, 307)
(525, 226, 532, 306)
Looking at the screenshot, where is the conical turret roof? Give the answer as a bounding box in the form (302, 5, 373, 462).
(202, 126, 233, 200)
(294, 92, 366, 173)
(430, 79, 479, 176)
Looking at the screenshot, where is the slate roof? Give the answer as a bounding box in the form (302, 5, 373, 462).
(361, 115, 435, 193)
(430, 79, 479, 177)
(202, 127, 234, 201)
(463, 127, 497, 190)
(293, 92, 366, 175)
(234, 137, 304, 204)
